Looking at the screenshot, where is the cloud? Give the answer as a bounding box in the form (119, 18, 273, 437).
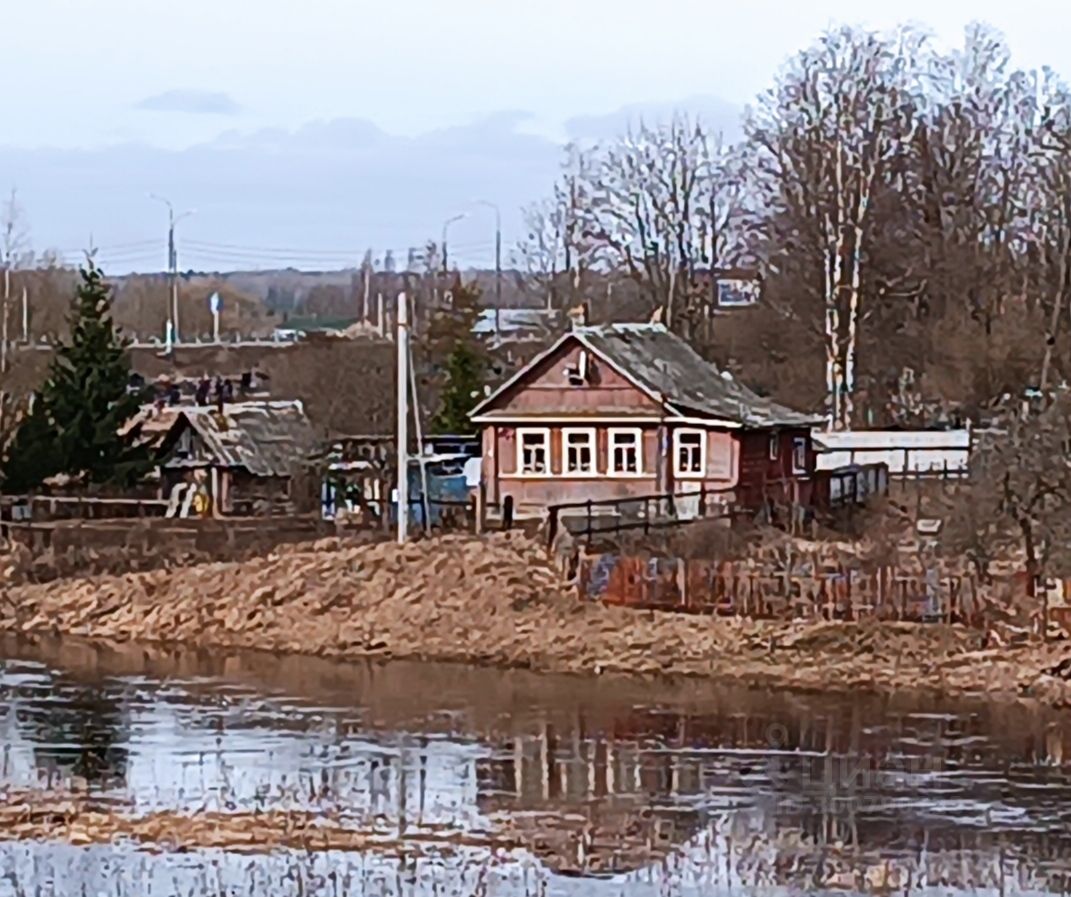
(2, 97, 741, 269)
(136, 89, 242, 116)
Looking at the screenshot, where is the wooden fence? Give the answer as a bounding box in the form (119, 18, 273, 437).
(547, 464, 889, 547)
(0, 494, 168, 523)
(547, 488, 736, 547)
(578, 554, 990, 626)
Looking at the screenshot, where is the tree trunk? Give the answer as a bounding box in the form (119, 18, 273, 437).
(843, 228, 862, 431)
(1022, 519, 1045, 638)
(1040, 228, 1070, 392)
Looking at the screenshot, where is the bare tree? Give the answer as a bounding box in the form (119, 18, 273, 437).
(748, 26, 922, 429)
(581, 116, 746, 336)
(520, 121, 746, 335)
(516, 144, 598, 312)
(944, 394, 1071, 634)
(910, 26, 1040, 402)
(1029, 75, 1071, 391)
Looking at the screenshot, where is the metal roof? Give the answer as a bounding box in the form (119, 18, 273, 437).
(471, 323, 822, 428)
(577, 324, 821, 427)
(164, 401, 318, 477)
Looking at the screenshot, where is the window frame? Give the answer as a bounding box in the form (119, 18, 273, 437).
(608, 427, 644, 477)
(562, 426, 598, 477)
(791, 436, 808, 475)
(673, 428, 707, 479)
(516, 427, 551, 476)
(768, 432, 780, 461)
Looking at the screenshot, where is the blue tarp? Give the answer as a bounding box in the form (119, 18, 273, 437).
(389, 457, 471, 528)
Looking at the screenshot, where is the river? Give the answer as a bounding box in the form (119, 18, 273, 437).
(1, 635, 1070, 896)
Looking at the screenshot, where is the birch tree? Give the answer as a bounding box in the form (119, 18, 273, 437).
(748, 27, 920, 429)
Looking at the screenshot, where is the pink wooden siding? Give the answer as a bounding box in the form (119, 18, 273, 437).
(494, 343, 663, 415)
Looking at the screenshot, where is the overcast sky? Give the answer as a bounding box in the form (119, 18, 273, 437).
(3, 0, 1071, 268)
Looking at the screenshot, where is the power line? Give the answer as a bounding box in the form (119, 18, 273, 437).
(182, 238, 496, 261)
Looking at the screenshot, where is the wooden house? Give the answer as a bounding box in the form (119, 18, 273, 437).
(155, 400, 318, 517)
(469, 323, 823, 517)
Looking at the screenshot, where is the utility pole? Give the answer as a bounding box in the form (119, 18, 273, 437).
(475, 200, 501, 335)
(1, 188, 23, 374)
(363, 262, 371, 324)
(396, 291, 410, 544)
(149, 194, 194, 347)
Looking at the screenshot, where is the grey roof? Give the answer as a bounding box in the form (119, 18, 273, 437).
(165, 401, 318, 477)
(475, 308, 565, 338)
(575, 323, 822, 428)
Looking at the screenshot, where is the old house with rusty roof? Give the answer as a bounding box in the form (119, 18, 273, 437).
(469, 323, 823, 517)
(155, 400, 318, 517)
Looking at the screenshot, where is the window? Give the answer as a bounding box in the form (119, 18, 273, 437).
(563, 428, 596, 475)
(792, 436, 808, 474)
(674, 429, 706, 478)
(518, 428, 550, 475)
(609, 428, 642, 475)
(768, 433, 780, 461)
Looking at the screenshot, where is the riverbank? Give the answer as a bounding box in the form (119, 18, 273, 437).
(2, 533, 1070, 706)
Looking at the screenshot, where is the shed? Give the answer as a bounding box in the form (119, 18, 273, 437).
(156, 400, 318, 517)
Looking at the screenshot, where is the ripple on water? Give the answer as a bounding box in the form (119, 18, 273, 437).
(2, 642, 1071, 894)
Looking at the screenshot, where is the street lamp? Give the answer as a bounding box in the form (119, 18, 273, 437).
(473, 200, 502, 335)
(441, 213, 468, 274)
(149, 194, 195, 346)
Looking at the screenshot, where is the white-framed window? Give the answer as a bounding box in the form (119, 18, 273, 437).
(792, 436, 808, 474)
(673, 429, 706, 478)
(517, 428, 550, 475)
(768, 432, 780, 460)
(608, 428, 642, 475)
(562, 427, 597, 475)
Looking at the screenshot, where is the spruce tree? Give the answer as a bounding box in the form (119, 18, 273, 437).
(431, 341, 487, 434)
(0, 397, 61, 494)
(0, 260, 151, 493)
(428, 277, 487, 434)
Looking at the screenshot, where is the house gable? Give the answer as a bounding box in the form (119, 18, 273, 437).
(473, 334, 663, 419)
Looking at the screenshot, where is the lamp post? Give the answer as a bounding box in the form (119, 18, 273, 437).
(473, 200, 501, 335)
(149, 194, 195, 346)
(441, 213, 468, 274)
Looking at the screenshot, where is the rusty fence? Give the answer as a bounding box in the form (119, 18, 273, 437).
(578, 555, 992, 626)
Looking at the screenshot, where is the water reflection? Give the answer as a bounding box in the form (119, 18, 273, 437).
(2, 637, 1071, 894)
